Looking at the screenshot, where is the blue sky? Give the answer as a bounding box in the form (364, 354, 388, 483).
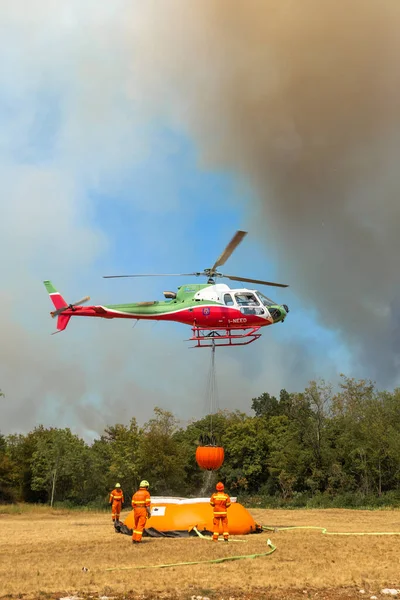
(0, 3, 359, 440)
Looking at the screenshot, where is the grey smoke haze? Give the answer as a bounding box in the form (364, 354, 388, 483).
(0, 0, 317, 438)
(128, 0, 400, 385)
(1, 1, 395, 438)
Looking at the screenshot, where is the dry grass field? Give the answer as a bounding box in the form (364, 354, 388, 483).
(1, 505, 400, 600)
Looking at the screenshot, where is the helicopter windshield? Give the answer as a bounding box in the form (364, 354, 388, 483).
(256, 291, 276, 307)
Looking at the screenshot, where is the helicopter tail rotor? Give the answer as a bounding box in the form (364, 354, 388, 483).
(44, 281, 90, 318)
(50, 296, 91, 318)
(43, 280, 90, 334)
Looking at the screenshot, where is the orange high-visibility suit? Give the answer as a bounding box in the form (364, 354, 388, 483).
(131, 487, 151, 543)
(109, 488, 124, 522)
(210, 486, 231, 541)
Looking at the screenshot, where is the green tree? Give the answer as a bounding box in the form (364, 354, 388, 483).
(220, 416, 270, 493)
(0, 433, 19, 502)
(331, 376, 380, 495)
(30, 427, 88, 505)
(98, 417, 141, 498)
(137, 407, 188, 495)
(1, 376, 400, 505)
(6, 431, 46, 502)
(251, 392, 281, 418)
(264, 415, 308, 498)
(301, 380, 334, 492)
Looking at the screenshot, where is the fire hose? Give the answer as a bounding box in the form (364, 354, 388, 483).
(105, 523, 400, 571)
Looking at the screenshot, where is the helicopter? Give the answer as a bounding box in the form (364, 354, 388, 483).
(44, 230, 289, 347)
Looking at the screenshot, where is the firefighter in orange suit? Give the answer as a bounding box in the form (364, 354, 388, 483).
(109, 483, 124, 522)
(210, 481, 231, 542)
(131, 480, 151, 543)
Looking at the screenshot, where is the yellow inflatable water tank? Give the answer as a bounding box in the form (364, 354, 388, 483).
(124, 496, 258, 535)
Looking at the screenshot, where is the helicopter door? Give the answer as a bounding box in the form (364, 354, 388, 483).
(234, 292, 265, 316)
(223, 293, 235, 307)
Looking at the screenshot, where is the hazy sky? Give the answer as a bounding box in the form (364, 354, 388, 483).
(1, 1, 398, 440)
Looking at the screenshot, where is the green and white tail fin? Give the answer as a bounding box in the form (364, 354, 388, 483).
(44, 280, 68, 311)
(43, 280, 71, 334)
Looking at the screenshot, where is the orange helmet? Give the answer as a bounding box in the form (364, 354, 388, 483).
(216, 482, 224, 491)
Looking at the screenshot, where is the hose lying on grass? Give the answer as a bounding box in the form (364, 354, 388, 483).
(105, 538, 276, 571)
(262, 525, 400, 536)
(105, 523, 400, 571)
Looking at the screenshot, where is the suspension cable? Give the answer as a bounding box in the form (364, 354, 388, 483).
(204, 340, 218, 439)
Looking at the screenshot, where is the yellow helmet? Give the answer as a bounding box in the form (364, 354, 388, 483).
(115, 483, 121, 488)
(140, 480, 150, 488)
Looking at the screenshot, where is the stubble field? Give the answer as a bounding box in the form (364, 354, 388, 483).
(1, 506, 399, 600)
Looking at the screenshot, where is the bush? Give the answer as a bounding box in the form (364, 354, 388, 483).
(52, 499, 110, 511)
(242, 490, 400, 510)
(0, 486, 18, 504)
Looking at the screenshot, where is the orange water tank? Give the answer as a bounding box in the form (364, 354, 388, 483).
(124, 497, 258, 535)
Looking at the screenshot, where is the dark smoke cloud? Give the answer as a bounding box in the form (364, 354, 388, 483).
(2, 2, 399, 440)
(130, 0, 400, 385)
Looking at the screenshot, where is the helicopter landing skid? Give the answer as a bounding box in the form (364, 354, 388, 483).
(187, 326, 262, 348)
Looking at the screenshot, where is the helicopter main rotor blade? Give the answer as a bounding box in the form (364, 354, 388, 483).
(103, 273, 200, 279)
(223, 274, 289, 288)
(210, 230, 247, 273)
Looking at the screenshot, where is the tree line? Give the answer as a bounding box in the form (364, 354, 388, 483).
(1, 376, 400, 507)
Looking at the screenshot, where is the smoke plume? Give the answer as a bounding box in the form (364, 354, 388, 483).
(129, 0, 400, 384)
(2, 2, 400, 439)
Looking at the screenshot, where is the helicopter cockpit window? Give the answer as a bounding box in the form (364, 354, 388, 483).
(256, 291, 275, 307)
(234, 293, 264, 315)
(235, 293, 260, 306)
(224, 293, 234, 306)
